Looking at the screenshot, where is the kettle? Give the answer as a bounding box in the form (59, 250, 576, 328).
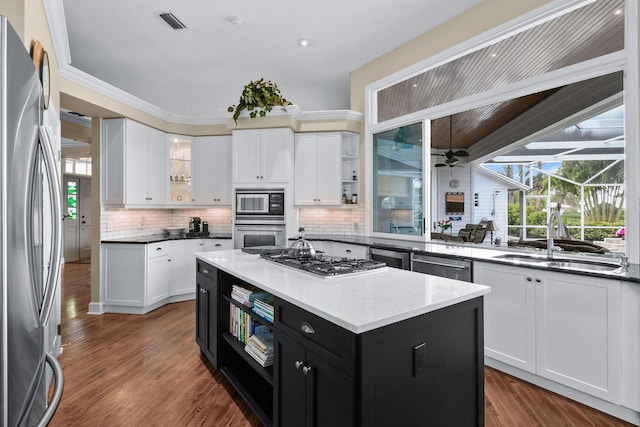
(289, 227, 316, 259)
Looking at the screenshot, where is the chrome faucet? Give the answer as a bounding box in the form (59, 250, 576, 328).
(547, 207, 566, 258)
(619, 254, 630, 269)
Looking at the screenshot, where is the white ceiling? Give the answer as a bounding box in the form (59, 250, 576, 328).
(61, 0, 482, 122)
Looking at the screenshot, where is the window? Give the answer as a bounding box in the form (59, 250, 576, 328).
(372, 122, 424, 236)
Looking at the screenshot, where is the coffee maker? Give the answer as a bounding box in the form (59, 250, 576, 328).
(187, 216, 209, 237)
(187, 217, 201, 237)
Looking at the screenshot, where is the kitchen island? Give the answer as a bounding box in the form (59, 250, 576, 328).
(195, 249, 490, 426)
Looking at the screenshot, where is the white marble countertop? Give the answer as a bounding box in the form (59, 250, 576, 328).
(195, 249, 490, 334)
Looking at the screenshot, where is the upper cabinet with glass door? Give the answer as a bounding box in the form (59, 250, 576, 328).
(372, 122, 424, 238)
(168, 135, 192, 204)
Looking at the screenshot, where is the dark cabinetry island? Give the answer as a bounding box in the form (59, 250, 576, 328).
(196, 251, 489, 426)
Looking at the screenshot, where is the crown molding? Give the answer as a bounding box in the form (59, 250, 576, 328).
(44, 0, 361, 127)
(43, 0, 71, 66)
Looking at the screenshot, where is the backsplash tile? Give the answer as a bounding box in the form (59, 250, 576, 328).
(101, 208, 232, 239)
(297, 207, 365, 236)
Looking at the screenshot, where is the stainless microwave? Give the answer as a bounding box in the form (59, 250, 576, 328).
(235, 189, 285, 217)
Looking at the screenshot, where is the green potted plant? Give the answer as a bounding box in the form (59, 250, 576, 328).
(227, 78, 292, 123)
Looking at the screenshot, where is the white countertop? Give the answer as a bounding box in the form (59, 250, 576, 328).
(195, 249, 490, 334)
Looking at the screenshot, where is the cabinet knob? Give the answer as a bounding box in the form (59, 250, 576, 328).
(302, 366, 312, 375)
(215, 244, 221, 247)
(535, 278, 542, 283)
(345, 249, 352, 254)
(156, 247, 162, 251)
(526, 277, 533, 281)
(295, 360, 304, 370)
(300, 322, 315, 334)
(256, 176, 260, 179)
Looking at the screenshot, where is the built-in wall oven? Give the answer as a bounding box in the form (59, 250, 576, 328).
(234, 188, 286, 249)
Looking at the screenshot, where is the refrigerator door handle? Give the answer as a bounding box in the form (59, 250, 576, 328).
(36, 353, 65, 427)
(38, 126, 63, 327)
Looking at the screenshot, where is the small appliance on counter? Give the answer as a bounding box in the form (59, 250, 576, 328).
(187, 216, 209, 237)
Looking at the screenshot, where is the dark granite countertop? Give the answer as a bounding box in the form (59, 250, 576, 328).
(102, 233, 232, 244)
(290, 234, 640, 284)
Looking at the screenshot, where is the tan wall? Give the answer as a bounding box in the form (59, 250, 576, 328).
(350, 0, 553, 117)
(2, 0, 60, 113)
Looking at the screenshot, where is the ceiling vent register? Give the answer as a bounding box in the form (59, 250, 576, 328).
(159, 12, 187, 30)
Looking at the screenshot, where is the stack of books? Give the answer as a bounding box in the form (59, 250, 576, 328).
(230, 304, 257, 344)
(252, 294, 274, 323)
(231, 285, 270, 308)
(244, 331, 274, 367)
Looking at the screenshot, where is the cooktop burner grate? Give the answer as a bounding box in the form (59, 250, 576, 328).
(260, 253, 387, 277)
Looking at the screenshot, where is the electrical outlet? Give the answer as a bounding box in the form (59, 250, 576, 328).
(353, 222, 359, 230)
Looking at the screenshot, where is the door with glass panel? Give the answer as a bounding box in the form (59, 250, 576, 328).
(372, 122, 424, 237)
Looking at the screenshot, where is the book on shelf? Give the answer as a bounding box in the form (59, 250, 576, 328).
(231, 285, 271, 308)
(229, 303, 262, 344)
(252, 296, 274, 323)
(244, 331, 274, 367)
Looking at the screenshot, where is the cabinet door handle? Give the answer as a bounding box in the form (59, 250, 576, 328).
(156, 247, 162, 251)
(302, 366, 312, 375)
(526, 277, 532, 281)
(345, 249, 352, 254)
(202, 269, 209, 274)
(300, 322, 315, 334)
(215, 244, 222, 247)
(295, 360, 304, 370)
(535, 278, 542, 283)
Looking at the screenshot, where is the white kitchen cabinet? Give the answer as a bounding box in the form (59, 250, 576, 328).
(323, 241, 369, 259)
(170, 239, 203, 296)
(202, 238, 233, 252)
(475, 261, 621, 403)
(102, 241, 171, 312)
(536, 271, 621, 403)
(294, 133, 342, 206)
(192, 136, 232, 205)
(167, 134, 193, 205)
(101, 118, 168, 207)
(146, 242, 171, 305)
(473, 262, 536, 373)
(102, 243, 145, 307)
(621, 282, 640, 412)
(232, 128, 293, 183)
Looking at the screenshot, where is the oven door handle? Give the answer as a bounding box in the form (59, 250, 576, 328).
(235, 226, 284, 232)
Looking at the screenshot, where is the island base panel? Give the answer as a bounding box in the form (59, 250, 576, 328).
(359, 297, 484, 426)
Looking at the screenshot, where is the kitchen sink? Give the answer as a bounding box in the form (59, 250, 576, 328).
(545, 259, 621, 272)
(494, 254, 548, 262)
(495, 253, 622, 272)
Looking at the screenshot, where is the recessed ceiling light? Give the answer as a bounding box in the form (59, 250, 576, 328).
(491, 53, 497, 58)
(296, 38, 313, 47)
(412, 84, 418, 88)
(227, 16, 243, 26)
(614, 9, 622, 15)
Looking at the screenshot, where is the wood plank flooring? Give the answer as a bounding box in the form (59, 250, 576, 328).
(50, 261, 633, 426)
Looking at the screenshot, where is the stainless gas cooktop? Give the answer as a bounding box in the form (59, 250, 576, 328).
(260, 253, 387, 278)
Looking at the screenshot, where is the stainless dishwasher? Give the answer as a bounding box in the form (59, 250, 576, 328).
(369, 247, 411, 270)
(411, 253, 472, 282)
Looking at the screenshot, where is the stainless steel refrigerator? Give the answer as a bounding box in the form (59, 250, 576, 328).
(1, 16, 64, 426)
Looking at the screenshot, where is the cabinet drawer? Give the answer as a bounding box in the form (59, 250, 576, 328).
(276, 298, 356, 376)
(196, 259, 217, 280)
(148, 241, 171, 258)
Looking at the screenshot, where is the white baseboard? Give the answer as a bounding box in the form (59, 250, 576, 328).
(87, 302, 104, 315)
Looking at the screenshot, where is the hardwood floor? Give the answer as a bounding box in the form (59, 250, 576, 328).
(50, 261, 633, 426)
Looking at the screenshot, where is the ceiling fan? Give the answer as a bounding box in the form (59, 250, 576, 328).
(435, 115, 469, 167)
